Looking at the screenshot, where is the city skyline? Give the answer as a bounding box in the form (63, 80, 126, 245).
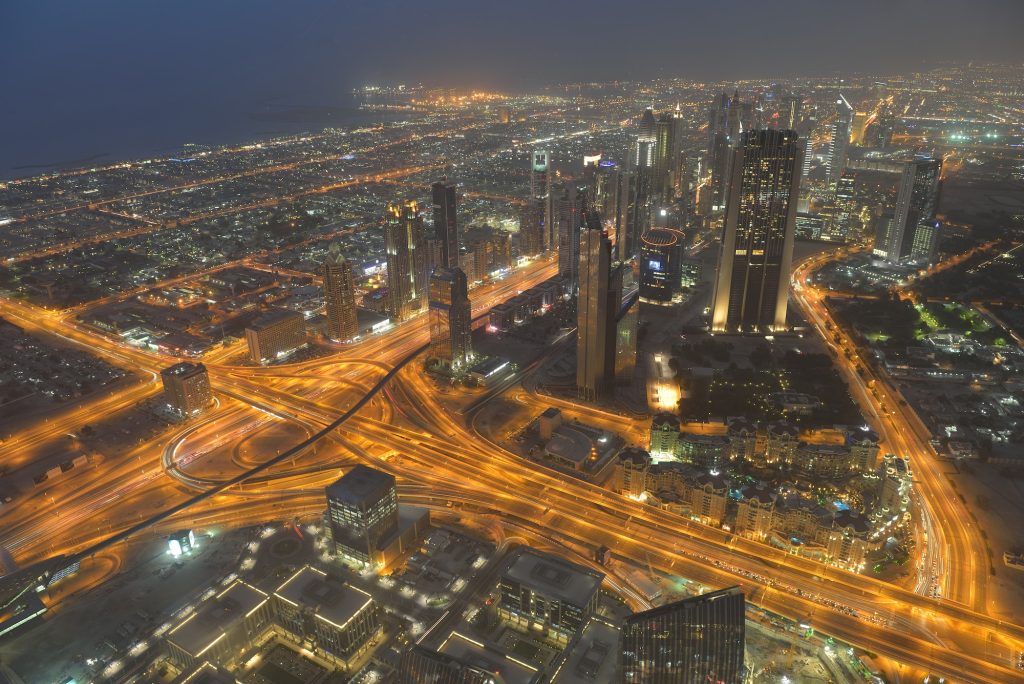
(0, 22, 1023, 683)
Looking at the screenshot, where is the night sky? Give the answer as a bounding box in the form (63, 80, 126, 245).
(2, 0, 1022, 177)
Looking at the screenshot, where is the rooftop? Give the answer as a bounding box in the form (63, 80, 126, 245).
(246, 308, 304, 332)
(166, 580, 268, 658)
(502, 548, 603, 608)
(274, 565, 374, 630)
(326, 465, 395, 508)
(438, 632, 542, 684)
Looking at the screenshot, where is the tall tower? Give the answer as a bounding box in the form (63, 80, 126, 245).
(384, 199, 427, 322)
(322, 242, 359, 342)
(555, 182, 588, 291)
(530, 150, 553, 252)
(326, 465, 399, 566)
(428, 267, 473, 370)
(623, 109, 657, 259)
(876, 156, 942, 266)
(653, 112, 676, 202)
(577, 209, 622, 401)
(711, 129, 802, 333)
(431, 179, 459, 270)
(621, 587, 745, 684)
(827, 95, 853, 185)
(518, 200, 545, 258)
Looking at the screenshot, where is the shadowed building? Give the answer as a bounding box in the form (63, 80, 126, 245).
(432, 179, 460, 270)
(385, 199, 428, 321)
(621, 587, 745, 684)
(428, 267, 473, 370)
(577, 209, 622, 401)
(160, 362, 211, 417)
(710, 129, 802, 333)
(326, 466, 399, 565)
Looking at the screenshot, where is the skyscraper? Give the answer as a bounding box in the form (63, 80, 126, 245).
(874, 156, 942, 266)
(711, 129, 802, 333)
(577, 209, 623, 400)
(624, 109, 658, 256)
(326, 465, 399, 565)
(428, 267, 473, 370)
(322, 242, 359, 342)
(653, 112, 677, 202)
(621, 587, 745, 684)
(555, 182, 587, 291)
(385, 199, 427, 321)
(432, 179, 459, 270)
(827, 95, 853, 185)
(530, 150, 553, 252)
(518, 200, 545, 258)
(639, 228, 682, 304)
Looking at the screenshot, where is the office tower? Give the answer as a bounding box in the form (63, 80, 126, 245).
(625, 109, 658, 255)
(830, 173, 857, 242)
(800, 136, 813, 186)
(874, 156, 942, 266)
(530, 150, 553, 251)
(322, 242, 359, 342)
(653, 112, 677, 202)
(160, 362, 211, 417)
(497, 548, 603, 644)
(639, 228, 682, 304)
(621, 587, 745, 684)
(428, 267, 473, 370)
(432, 179, 459, 270)
(518, 200, 545, 258)
(555, 182, 588, 290)
(385, 199, 427, 321)
(781, 94, 801, 130)
(577, 209, 623, 400)
(827, 96, 853, 185)
(400, 646, 500, 684)
(615, 284, 639, 385)
(245, 308, 307, 363)
(711, 129, 802, 333)
(326, 465, 399, 565)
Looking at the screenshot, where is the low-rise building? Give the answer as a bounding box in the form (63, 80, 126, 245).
(497, 548, 603, 645)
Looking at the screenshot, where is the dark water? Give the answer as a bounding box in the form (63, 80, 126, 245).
(1, 95, 403, 180)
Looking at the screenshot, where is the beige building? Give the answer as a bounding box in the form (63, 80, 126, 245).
(735, 484, 776, 540)
(611, 447, 652, 497)
(245, 308, 307, 363)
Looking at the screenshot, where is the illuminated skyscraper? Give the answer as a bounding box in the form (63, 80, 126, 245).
(653, 112, 678, 202)
(326, 465, 399, 565)
(428, 267, 473, 370)
(322, 242, 359, 342)
(639, 228, 682, 304)
(577, 209, 623, 400)
(431, 179, 460, 270)
(874, 156, 942, 266)
(621, 587, 745, 684)
(622, 109, 658, 258)
(385, 199, 427, 321)
(827, 95, 853, 185)
(711, 129, 802, 333)
(530, 150, 553, 251)
(518, 200, 545, 258)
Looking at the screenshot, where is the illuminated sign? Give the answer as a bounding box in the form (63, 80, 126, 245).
(648, 259, 662, 271)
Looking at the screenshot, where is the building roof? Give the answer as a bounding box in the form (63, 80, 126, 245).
(741, 484, 777, 505)
(438, 632, 542, 684)
(166, 580, 268, 658)
(502, 548, 603, 608)
(274, 565, 374, 630)
(161, 362, 207, 379)
(651, 412, 681, 430)
(544, 426, 594, 466)
(246, 307, 303, 332)
(326, 465, 395, 508)
(616, 447, 651, 466)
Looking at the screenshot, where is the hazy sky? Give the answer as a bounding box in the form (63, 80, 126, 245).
(2, 0, 1022, 175)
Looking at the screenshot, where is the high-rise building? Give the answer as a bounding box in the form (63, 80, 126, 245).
(781, 94, 802, 130)
(530, 150, 553, 252)
(399, 646, 500, 684)
(621, 587, 745, 684)
(432, 179, 459, 270)
(624, 110, 658, 256)
(519, 200, 545, 258)
(245, 308, 307, 363)
(385, 199, 427, 321)
(326, 465, 399, 565)
(827, 96, 853, 185)
(555, 182, 588, 290)
(322, 242, 359, 342)
(577, 209, 623, 400)
(428, 267, 473, 370)
(639, 228, 682, 304)
(710, 129, 802, 333)
(874, 156, 942, 266)
(160, 362, 211, 417)
(653, 112, 677, 202)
